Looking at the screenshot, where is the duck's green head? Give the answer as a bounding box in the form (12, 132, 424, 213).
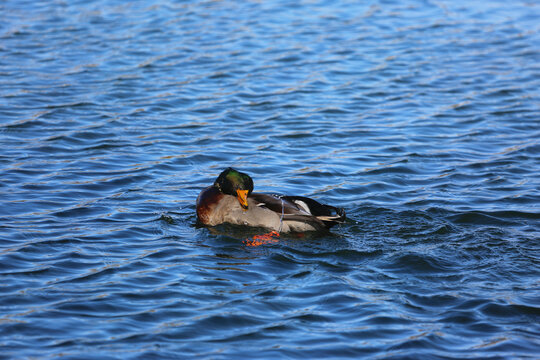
(214, 167, 254, 210)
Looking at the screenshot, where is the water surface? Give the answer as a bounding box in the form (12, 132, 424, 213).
(1, 0, 539, 358)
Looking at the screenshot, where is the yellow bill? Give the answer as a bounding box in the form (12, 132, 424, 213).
(236, 189, 249, 210)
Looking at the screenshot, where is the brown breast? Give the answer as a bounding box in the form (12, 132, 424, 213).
(196, 186, 223, 224)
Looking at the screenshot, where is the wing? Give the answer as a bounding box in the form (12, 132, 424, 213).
(250, 193, 310, 215)
(250, 193, 346, 229)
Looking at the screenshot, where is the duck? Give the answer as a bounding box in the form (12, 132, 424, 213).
(196, 167, 346, 233)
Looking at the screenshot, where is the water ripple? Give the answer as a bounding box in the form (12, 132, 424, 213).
(1, 0, 539, 358)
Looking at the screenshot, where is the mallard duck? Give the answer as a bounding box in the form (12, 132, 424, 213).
(196, 168, 346, 232)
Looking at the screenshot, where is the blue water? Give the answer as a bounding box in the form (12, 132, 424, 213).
(1, 0, 539, 358)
